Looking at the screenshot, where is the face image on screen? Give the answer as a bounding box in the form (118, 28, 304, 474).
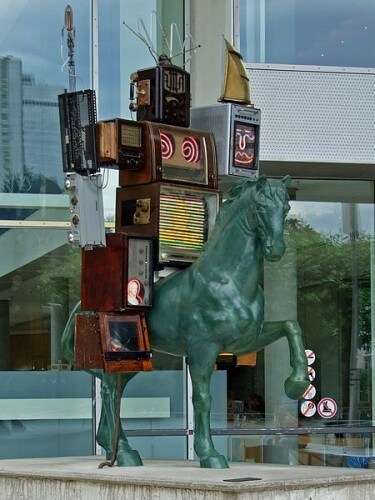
(108, 320, 138, 353)
(233, 122, 256, 169)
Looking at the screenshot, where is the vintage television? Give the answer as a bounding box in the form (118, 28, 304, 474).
(74, 311, 152, 373)
(129, 58, 190, 127)
(58, 89, 99, 175)
(116, 183, 219, 266)
(190, 103, 260, 182)
(97, 119, 217, 189)
(81, 233, 154, 312)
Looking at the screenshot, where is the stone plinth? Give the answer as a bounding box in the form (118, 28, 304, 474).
(0, 457, 375, 499)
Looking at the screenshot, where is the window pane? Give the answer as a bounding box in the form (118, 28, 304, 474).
(0, 228, 93, 457)
(215, 181, 375, 446)
(0, 0, 90, 197)
(240, 0, 375, 67)
(98, 0, 184, 220)
(217, 433, 374, 468)
(0, 372, 93, 459)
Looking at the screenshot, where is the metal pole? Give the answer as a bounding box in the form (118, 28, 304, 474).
(65, 5, 76, 92)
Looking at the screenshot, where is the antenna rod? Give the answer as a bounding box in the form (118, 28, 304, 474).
(65, 5, 76, 92)
(171, 44, 201, 60)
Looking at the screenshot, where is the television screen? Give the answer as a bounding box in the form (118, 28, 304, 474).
(159, 129, 208, 185)
(108, 319, 138, 353)
(233, 121, 256, 169)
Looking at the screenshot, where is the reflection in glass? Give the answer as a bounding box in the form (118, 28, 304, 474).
(217, 433, 373, 468)
(215, 181, 374, 446)
(240, 0, 375, 68)
(0, 1, 90, 196)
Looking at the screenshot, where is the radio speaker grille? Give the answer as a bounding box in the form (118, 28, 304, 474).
(159, 194, 208, 254)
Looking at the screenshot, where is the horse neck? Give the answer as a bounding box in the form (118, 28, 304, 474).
(194, 202, 263, 296)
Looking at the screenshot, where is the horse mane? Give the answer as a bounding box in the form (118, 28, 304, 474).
(214, 179, 257, 229)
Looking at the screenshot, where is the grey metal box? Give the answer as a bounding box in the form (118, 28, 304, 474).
(65, 172, 106, 249)
(191, 103, 261, 184)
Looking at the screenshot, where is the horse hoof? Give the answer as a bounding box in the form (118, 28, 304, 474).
(200, 454, 229, 469)
(284, 376, 310, 400)
(117, 449, 143, 467)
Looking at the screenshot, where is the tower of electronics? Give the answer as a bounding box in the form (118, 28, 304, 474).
(58, 32, 224, 373)
(58, 7, 261, 373)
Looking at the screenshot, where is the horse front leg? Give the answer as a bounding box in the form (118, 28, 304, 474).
(188, 343, 229, 469)
(97, 373, 143, 467)
(257, 321, 309, 400)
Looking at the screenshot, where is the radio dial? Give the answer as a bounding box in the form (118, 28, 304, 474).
(67, 233, 75, 243)
(65, 179, 72, 190)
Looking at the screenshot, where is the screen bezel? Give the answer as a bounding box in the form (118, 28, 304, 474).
(232, 120, 258, 171)
(99, 313, 143, 359)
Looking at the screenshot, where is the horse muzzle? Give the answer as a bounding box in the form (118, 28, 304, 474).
(264, 240, 286, 262)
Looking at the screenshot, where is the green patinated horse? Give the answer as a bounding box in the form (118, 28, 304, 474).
(62, 175, 310, 469)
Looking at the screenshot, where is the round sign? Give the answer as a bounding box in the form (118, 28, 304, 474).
(317, 397, 337, 419)
(300, 401, 316, 417)
(308, 367, 316, 382)
(305, 349, 316, 366)
(303, 384, 316, 400)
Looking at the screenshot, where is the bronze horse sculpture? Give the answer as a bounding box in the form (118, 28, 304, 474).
(62, 176, 309, 469)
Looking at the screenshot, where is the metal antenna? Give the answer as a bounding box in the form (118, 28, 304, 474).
(138, 18, 158, 58)
(123, 21, 158, 65)
(151, 10, 170, 55)
(64, 5, 76, 92)
(170, 22, 183, 60)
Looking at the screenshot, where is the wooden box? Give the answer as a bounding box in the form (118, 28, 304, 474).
(115, 183, 219, 266)
(97, 119, 217, 189)
(74, 311, 152, 373)
(81, 233, 154, 312)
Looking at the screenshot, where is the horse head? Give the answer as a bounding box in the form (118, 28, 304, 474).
(253, 175, 291, 261)
(222, 175, 291, 262)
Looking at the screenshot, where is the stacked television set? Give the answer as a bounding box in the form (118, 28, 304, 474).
(58, 33, 262, 373)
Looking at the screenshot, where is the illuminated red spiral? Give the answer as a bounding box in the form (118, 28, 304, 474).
(160, 132, 174, 160)
(182, 136, 200, 163)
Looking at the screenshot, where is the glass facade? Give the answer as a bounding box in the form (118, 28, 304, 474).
(1, 0, 374, 470)
(216, 179, 375, 466)
(0, 0, 186, 461)
(239, 0, 375, 67)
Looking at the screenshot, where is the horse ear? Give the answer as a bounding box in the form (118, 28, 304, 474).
(282, 175, 292, 187)
(256, 175, 267, 192)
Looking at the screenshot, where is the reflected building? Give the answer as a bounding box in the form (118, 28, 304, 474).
(0, 56, 24, 190)
(0, 56, 63, 193)
(23, 74, 64, 191)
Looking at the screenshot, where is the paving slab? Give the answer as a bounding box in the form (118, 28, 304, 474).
(0, 457, 375, 499)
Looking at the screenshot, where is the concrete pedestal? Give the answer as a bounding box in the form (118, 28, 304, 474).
(0, 457, 375, 499)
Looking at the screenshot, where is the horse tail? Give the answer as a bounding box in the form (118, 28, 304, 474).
(61, 300, 81, 365)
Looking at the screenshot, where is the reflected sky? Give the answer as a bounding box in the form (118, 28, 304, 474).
(0, 0, 90, 87)
(240, 0, 375, 67)
(290, 202, 374, 237)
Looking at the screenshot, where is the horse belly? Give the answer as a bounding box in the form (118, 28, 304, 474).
(147, 277, 189, 357)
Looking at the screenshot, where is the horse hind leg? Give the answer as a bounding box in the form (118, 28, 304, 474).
(97, 373, 143, 467)
(258, 321, 309, 400)
(189, 343, 229, 469)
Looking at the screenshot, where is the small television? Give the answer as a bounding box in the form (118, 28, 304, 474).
(74, 312, 152, 373)
(58, 89, 99, 175)
(190, 103, 260, 183)
(81, 233, 154, 312)
(130, 60, 190, 127)
(97, 119, 217, 189)
(116, 183, 219, 267)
